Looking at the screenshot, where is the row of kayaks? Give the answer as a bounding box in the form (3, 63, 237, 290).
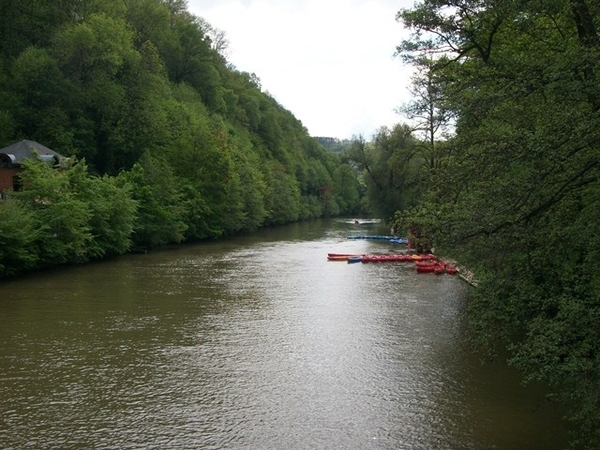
(414, 259, 458, 275)
(347, 235, 396, 240)
(327, 253, 435, 262)
(347, 236, 409, 245)
(327, 253, 458, 275)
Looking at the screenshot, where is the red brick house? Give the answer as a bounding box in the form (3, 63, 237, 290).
(0, 140, 64, 197)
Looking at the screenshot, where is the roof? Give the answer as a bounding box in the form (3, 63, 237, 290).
(0, 140, 64, 168)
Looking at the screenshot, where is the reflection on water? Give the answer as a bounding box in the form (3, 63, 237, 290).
(0, 219, 567, 449)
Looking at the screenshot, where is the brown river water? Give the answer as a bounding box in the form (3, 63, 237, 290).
(0, 219, 567, 449)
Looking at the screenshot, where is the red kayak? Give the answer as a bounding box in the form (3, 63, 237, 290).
(327, 253, 362, 261)
(415, 260, 436, 267)
(410, 254, 437, 261)
(445, 265, 458, 275)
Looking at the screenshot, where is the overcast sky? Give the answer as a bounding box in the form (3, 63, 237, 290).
(187, 0, 416, 140)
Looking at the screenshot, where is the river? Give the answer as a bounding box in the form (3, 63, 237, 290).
(0, 218, 567, 449)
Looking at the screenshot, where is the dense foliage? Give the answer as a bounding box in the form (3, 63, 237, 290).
(0, 158, 137, 275)
(390, 0, 600, 447)
(0, 0, 363, 276)
(343, 123, 432, 221)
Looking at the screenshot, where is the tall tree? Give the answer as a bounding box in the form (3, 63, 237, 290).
(346, 125, 421, 220)
(397, 56, 452, 172)
(395, 1, 600, 447)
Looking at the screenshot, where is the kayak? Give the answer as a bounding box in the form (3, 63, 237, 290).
(414, 260, 437, 267)
(327, 253, 362, 261)
(410, 254, 437, 261)
(415, 258, 459, 275)
(445, 265, 458, 275)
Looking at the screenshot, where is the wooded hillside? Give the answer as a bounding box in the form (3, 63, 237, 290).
(0, 0, 363, 276)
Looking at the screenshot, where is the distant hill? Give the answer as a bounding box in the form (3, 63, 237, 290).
(316, 137, 354, 153)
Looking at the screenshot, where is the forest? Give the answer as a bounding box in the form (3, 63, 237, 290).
(377, 0, 598, 448)
(0, 0, 364, 277)
(1, 0, 599, 447)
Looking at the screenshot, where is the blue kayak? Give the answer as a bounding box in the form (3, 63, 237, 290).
(347, 256, 363, 264)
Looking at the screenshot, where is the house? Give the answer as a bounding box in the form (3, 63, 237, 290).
(0, 140, 65, 197)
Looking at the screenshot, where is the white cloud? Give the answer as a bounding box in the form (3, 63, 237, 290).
(187, 0, 416, 139)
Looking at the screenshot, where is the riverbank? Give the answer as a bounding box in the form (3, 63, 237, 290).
(457, 264, 478, 287)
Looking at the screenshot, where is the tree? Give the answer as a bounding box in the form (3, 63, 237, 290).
(397, 56, 453, 172)
(395, 1, 600, 446)
(332, 163, 361, 214)
(9, 47, 75, 150)
(51, 12, 141, 173)
(197, 17, 230, 60)
(122, 154, 187, 249)
(346, 125, 422, 220)
(14, 159, 92, 265)
(264, 162, 301, 225)
(66, 161, 138, 258)
(0, 199, 39, 277)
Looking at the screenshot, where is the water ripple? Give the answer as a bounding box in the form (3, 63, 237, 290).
(0, 220, 567, 449)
